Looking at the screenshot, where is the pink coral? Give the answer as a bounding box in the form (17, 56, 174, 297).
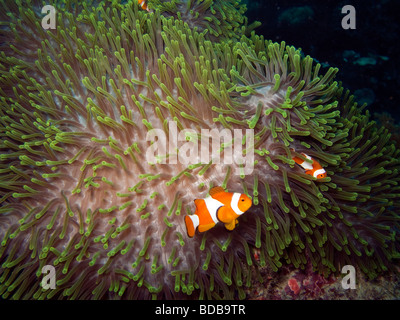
(288, 278, 300, 295)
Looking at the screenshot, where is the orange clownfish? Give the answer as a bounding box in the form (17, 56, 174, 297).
(138, 0, 150, 11)
(292, 152, 327, 179)
(184, 186, 252, 238)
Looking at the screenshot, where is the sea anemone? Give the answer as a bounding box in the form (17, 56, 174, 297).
(0, 0, 399, 300)
(148, 0, 259, 40)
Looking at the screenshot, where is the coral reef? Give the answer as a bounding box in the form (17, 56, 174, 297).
(246, 260, 400, 300)
(0, 0, 399, 300)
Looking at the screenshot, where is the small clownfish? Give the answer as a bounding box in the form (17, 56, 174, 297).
(292, 152, 327, 179)
(184, 186, 252, 238)
(138, 0, 150, 12)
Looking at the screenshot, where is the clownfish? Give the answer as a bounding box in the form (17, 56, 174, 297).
(138, 0, 150, 11)
(184, 186, 252, 238)
(292, 151, 327, 179)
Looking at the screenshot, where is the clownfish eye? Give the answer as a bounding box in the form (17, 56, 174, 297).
(241, 199, 244, 201)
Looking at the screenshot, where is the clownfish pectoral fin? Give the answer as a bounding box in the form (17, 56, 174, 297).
(305, 170, 313, 176)
(216, 206, 232, 224)
(209, 186, 225, 197)
(198, 222, 216, 233)
(224, 220, 236, 231)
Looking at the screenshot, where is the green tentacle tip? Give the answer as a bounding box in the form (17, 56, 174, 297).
(202, 250, 211, 271)
(176, 232, 185, 246)
(273, 74, 281, 91)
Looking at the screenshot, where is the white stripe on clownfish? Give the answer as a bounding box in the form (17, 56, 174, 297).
(204, 196, 223, 224)
(230, 192, 243, 216)
(297, 153, 313, 170)
(312, 168, 326, 179)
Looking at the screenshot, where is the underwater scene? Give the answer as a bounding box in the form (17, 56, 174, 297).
(0, 0, 399, 302)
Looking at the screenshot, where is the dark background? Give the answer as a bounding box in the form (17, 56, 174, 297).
(244, 0, 400, 123)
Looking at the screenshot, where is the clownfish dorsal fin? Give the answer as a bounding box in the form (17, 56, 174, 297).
(194, 199, 202, 207)
(209, 186, 225, 197)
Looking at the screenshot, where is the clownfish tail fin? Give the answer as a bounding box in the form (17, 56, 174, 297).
(185, 215, 199, 238)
